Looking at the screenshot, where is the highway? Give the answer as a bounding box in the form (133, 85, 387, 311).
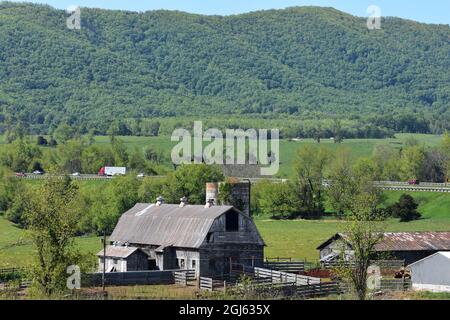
(237, 178, 450, 193)
(13, 174, 450, 193)
(14, 174, 165, 181)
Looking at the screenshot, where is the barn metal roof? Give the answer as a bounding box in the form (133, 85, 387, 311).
(96, 245, 146, 258)
(317, 232, 450, 252)
(109, 203, 253, 248)
(375, 232, 450, 251)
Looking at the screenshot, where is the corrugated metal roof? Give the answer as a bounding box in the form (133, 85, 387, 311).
(375, 232, 450, 251)
(109, 203, 243, 248)
(318, 232, 450, 252)
(96, 245, 144, 258)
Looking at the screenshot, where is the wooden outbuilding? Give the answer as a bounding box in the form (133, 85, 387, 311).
(106, 199, 265, 278)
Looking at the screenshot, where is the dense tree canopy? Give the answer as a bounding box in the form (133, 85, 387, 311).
(0, 3, 449, 137)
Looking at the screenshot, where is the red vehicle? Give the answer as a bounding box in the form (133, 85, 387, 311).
(408, 179, 420, 185)
(15, 172, 26, 177)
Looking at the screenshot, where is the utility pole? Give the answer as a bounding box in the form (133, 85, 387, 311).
(244, 179, 251, 217)
(102, 231, 106, 293)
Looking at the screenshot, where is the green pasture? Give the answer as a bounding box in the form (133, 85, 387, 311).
(1, 190, 449, 267)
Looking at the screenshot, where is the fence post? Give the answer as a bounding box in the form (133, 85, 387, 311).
(224, 280, 227, 293)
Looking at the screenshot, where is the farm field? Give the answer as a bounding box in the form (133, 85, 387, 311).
(0, 217, 102, 268)
(261, 190, 450, 259)
(92, 133, 443, 177)
(258, 217, 450, 261)
(2, 215, 450, 268)
(1, 191, 449, 268)
(0, 133, 443, 177)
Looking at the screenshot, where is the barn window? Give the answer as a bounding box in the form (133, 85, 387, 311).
(206, 232, 213, 243)
(191, 260, 196, 269)
(225, 211, 239, 232)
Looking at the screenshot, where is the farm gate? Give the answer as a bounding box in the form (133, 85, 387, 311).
(174, 270, 196, 286)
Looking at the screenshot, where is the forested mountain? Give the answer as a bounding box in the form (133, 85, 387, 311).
(0, 2, 449, 135)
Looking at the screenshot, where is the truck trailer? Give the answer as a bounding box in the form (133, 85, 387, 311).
(98, 167, 126, 176)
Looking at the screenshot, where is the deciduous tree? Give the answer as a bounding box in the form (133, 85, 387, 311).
(24, 177, 92, 296)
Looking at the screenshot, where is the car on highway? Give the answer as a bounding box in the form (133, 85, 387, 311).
(32, 170, 44, 175)
(408, 179, 420, 185)
(15, 172, 26, 177)
(137, 173, 145, 178)
(72, 172, 81, 176)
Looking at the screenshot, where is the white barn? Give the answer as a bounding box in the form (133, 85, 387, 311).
(408, 252, 450, 292)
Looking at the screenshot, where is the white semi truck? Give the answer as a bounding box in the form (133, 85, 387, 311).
(98, 166, 126, 176)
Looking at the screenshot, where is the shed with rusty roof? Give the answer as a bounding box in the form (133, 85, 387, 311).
(317, 232, 450, 265)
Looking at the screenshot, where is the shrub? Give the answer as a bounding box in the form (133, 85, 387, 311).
(388, 194, 422, 222)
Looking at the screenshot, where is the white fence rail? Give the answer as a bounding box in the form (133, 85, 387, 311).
(254, 267, 321, 286)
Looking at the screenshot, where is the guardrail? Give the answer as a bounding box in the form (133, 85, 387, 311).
(14, 174, 112, 181)
(13, 174, 166, 181)
(378, 186, 450, 193)
(374, 181, 448, 187)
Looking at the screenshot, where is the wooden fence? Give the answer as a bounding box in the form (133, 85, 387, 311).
(86, 270, 175, 286)
(0, 267, 26, 275)
(174, 270, 196, 286)
(199, 277, 213, 291)
(198, 273, 410, 297)
(296, 282, 342, 298)
(322, 260, 405, 270)
(376, 260, 405, 269)
(254, 267, 321, 286)
(263, 261, 305, 273)
(199, 277, 226, 291)
(380, 279, 411, 291)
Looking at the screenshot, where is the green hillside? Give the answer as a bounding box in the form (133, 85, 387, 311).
(382, 191, 450, 219)
(0, 3, 449, 135)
